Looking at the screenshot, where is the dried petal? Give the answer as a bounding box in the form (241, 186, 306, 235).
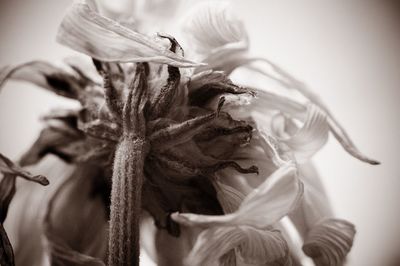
(0, 174, 16, 223)
(0, 223, 15, 266)
(185, 226, 291, 266)
(214, 181, 245, 213)
(184, 226, 240, 266)
(0, 61, 83, 98)
(183, 2, 248, 56)
(172, 163, 303, 229)
(43, 164, 108, 265)
(57, 0, 200, 67)
(244, 57, 379, 165)
(303, 219, 356, 266)
(237, 227, 291, 266)
(272, 104, 329, 164)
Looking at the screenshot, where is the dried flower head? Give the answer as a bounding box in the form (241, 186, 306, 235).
(0, 1, 379, 266)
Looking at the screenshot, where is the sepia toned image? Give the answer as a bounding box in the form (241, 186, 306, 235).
(0, 0, 399, 265)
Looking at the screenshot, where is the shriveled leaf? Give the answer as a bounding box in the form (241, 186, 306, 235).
(57, 0, 200, 67)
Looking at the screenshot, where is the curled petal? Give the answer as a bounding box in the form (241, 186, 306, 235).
(272, 104, 329, 164)
(172, 163, 303, 229)
(303, 218, 356, 266)
(57, 0, 200, 67)
(237, 227, 291, 265)
(183, 1, 250, 74)
(183, 1, 248, 55)
(244, 57, 379, 165)
(185, 226, 291, 266)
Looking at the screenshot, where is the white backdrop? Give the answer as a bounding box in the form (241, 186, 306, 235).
(1, 0, 399, 265)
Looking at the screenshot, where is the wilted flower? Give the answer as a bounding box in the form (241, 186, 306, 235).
(0, 1, 378, 266)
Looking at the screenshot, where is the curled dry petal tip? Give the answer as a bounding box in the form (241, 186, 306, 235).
(0, 153, 50, 186)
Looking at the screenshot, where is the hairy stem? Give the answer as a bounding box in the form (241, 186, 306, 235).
(108, 137, 147, 266)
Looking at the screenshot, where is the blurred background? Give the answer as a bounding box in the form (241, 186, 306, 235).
(0, 0, 399, 265)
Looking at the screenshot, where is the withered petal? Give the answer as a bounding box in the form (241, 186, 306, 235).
(303, 218, 356, 266)
(57, 0, 200, 68)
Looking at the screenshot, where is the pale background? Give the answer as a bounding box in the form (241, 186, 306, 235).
(0, 0, 399, 265)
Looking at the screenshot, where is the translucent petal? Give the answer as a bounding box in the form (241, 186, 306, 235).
(237, 227, 291, 266)
(241, 57, 379, 165)
(43, 164, 108, 265)
(289, 163, 334, 238)
(172, 163, 303, 229)
(214, 180, 245, 213)
(57, 0, 200, 67)
(185, 226, 291, 266)
(272, 104, 329, 164)
(182, 1, 248, 56)
(303, 218, 356, 266)
(4, 156, 75, 265)
(185, 226, 240, 266)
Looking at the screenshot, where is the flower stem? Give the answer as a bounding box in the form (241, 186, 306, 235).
(108, 137, 147, 266)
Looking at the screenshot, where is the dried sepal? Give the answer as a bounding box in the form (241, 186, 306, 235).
(148, 34, 182, 120)
(189, 81, 255, 107)
(0, 153, 49, 185)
